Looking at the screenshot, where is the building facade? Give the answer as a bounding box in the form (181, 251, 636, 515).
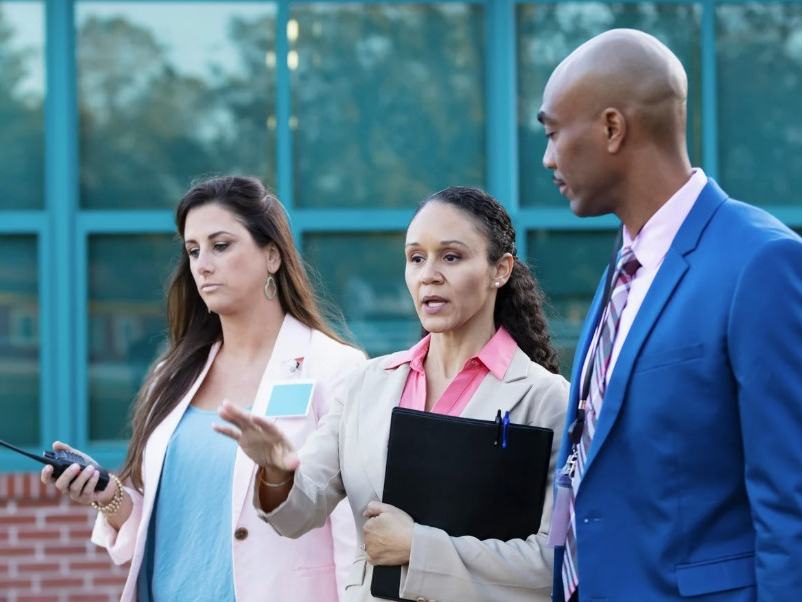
(1, 1, 801, 599)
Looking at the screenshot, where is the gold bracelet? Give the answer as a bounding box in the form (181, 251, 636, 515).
(91, 474, 124, 515)
(259, 468, 293, 489)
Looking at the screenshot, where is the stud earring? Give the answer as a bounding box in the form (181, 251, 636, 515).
(264, 274, 278, 300)
(494, 281, 501, 288)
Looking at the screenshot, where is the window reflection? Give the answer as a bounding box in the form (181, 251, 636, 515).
(291, 3, 485, 208)
(76, 2, 277, 209)
(0, 2, 45, 210)
(303, 233, 419, 356)
(717, 3, 802, 206)
(527, 229, 618, 377)
(0, 236, 39, 445)
(517, 2, 701, 207)
(88, 235, 178, 442)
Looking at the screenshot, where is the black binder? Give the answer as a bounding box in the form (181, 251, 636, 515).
(370, 407, 554, 601)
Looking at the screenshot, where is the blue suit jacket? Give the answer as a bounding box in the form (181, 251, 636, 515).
(552, 180, 802, 601)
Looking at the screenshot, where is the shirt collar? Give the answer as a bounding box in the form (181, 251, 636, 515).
(384, 334, 431, 372)
(383, 326, 517, 381)
(478, 326, 517, 380)
(624, 168, 708, 269)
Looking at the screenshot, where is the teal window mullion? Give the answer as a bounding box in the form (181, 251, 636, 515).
(700, 0, 718, 179)
(485, 0, 518, 210)
(276, 1, 293, 208)
(44, 0, 79, 448)
(74, 231, 89, 448)
(79, 211, 175, 234)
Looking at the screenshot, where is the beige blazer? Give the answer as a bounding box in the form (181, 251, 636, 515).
(92, 314, 366, 602)
(259, 345, 569, 602)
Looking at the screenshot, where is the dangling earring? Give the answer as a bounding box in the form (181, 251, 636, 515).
(264, 273, 277, 300)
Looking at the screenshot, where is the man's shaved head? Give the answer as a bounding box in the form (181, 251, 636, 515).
(539, 29, 693, 230)
(545, 28, 688, 143)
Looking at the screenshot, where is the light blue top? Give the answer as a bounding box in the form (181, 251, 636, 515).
(137, 406, 238, 602)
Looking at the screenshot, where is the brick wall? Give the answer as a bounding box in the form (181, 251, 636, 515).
(0, 473, 127, 602)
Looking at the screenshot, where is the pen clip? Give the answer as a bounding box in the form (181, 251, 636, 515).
(502, 411, 510, 449)
(494, 409, 502, 446)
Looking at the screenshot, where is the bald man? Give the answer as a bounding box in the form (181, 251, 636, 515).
(540, 29, 802, 601)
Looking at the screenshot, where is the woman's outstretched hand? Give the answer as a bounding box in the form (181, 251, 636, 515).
(214, 401, 300, 474)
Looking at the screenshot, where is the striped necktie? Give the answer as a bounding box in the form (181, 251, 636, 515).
(562, 247, 641, 601)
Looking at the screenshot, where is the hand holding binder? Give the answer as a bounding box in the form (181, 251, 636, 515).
(371, 407, 554, 601)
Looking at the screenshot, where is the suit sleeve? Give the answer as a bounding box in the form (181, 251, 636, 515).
(399, 376, 569, 602)
(729, 235, 802, 596)
(255, 351, 367, 544)
(90, 482, 144, 565)
(311, 345, 365, 600)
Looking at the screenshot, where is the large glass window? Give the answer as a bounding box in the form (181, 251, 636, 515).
(303, 232, 418, 356)
(76, 2, 277, 209)
(517, 2, 702, 207)
(0, 236, 39, 445)
(290, 3, 485, 208)
(0, 1, 45, 210)
(717, 3, 802, 206)
(527, 229, 618, 375)
(88, 235, 178, 442)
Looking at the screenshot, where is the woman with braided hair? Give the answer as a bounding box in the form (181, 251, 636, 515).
(219, 186, 568, 602)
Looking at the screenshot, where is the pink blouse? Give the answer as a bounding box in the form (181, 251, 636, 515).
(385, 327, 518, 416)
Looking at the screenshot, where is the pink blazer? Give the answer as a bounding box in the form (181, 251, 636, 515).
(91, 314, 366, 602)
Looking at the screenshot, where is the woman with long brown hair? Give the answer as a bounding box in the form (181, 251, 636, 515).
(41, 175, 365, 602)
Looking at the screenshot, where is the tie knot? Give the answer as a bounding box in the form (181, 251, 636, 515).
(617, 247, 640, 277)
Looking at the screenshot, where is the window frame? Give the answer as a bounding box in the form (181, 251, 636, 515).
(1, 0, 801, 470)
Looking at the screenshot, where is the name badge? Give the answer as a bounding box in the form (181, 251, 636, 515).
(264, 381, 315, 418)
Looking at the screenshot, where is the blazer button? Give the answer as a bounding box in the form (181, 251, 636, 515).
(234, 527, 248, 540)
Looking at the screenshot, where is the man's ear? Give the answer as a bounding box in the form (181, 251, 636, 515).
(603, 108, 626, 154)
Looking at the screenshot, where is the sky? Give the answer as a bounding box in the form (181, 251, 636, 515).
(3, 1, 276, 96)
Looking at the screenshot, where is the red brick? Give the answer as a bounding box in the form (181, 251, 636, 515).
(15, 499, 58, 509)
(40, 576, 83, 588)
(17, 596, 60, 602)
(0, 515, 36, 525)
(92, 575, 127, 587)
(16, 561, 60, 573)
(0, 577, 33, 588)
(43, 512, 91, 525)
(41, 543, 87, 555)
(67, 528, 93, 540)
(68, 596, 115, 602)
(17, 529, 60, 541)
(0, 544, 36, 556)
(68, 559, 115, 571)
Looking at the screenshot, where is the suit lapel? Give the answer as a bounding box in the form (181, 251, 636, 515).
(360, 347, 535, 499)
(583, 181, 728, 474)
(461, 348, 533, 420)
(231, 314, 311, 527)
(359, 358, 411, 500)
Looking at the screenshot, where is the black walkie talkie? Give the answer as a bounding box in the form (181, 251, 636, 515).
(0, 438, 110, 492)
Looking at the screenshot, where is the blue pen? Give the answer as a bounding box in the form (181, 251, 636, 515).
(502, 410, 510, 449)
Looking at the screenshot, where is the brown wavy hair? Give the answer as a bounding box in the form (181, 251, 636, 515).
(120, 175, 352, 491)
(412, 186, 560, 374)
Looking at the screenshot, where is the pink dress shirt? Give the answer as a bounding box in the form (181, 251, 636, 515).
(385, 326, 518, 416)
(582, 168, 708, 389)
